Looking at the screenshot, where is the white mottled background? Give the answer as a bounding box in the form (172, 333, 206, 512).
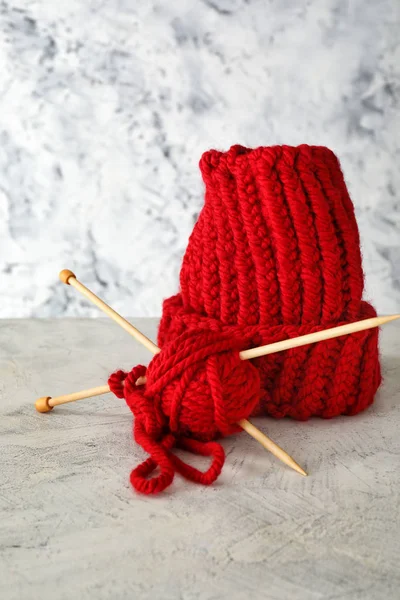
(0, 0, 399, 317)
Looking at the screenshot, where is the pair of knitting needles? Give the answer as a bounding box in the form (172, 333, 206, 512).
(36, 270, 399, 478)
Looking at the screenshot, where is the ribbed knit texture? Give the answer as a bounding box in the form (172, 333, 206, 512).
(110, 144, 381, 494)
(159, 144, 381, 420)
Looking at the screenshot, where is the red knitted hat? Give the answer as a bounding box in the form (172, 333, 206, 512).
(158, 144, 381, 420)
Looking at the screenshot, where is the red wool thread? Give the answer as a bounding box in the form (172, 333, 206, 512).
(110, 144, 381, 494)
(109, 330, 260, 494)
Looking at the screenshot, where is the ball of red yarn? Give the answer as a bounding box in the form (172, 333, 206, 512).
(109, 329, 260, 494)
(145, 330, 261, 439)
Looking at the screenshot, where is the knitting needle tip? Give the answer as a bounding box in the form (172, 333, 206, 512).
(385, 314, 400, 322)
(238, 418, 307, 476)
(240, 313, 400, 361)
(59, 269, 76, 285)
(35, 396, 53, 413)
(275, 454, 307, 477)
(290, 461, 307, 477)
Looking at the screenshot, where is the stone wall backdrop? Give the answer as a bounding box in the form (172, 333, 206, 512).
(0, 0, 399, 317)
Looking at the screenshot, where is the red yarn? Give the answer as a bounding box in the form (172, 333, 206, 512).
(109, 330, 260, 494)
(159, 145, 381, 419)
(111, 144, 381, 494)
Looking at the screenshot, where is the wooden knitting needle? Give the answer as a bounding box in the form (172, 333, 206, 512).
(35, 376, 148, 412)
(59, 270, 159, 355)
(60, 269, 398, 361)
(239, 314, 400, 360)
(48, 269, 307, 477)
(35, 382, 306, 476)
(35, 385, 111, 413)
(36, 310, 397, 414)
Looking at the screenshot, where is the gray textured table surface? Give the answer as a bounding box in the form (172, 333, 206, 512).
(1, 318, 399, 600)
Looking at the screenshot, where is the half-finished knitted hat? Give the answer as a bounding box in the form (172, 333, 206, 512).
(158, 144, 381, 420)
